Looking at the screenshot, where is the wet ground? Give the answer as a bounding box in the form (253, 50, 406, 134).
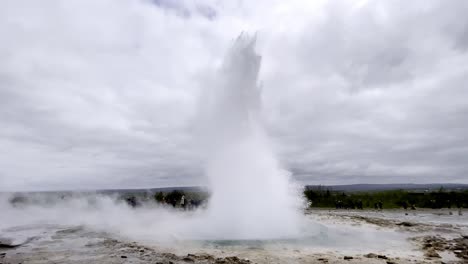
(1, 209, 467, 264)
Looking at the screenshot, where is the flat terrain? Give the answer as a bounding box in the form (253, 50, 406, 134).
(1, 209, 467, 264)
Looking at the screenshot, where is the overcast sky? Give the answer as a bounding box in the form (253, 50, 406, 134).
(1, 0, 468, 191)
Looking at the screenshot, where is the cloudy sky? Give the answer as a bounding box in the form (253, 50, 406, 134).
(1, 0, 468, 191)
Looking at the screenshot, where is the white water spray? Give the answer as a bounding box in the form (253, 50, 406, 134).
(0, 34, 303, 243)
(197, 33, 302, 239)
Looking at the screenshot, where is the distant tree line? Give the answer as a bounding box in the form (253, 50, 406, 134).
(303, 187, 468, 209)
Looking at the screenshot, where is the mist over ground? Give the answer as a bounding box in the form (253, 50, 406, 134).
(0, 191, 414, 255)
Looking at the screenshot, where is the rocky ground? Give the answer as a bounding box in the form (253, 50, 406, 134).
(1, 209, 467, 264)
(309, 209, 468, 263)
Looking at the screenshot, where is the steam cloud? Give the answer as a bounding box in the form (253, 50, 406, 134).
(1, 34, 302, 242)
(197, 33, 302, 239)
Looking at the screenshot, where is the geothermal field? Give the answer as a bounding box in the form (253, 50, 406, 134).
(1, 35, 468, 264)
(1, 193, 468, 264)
(2, 1, 468, 264)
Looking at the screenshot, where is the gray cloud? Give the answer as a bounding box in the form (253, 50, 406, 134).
(0, 0, 467, 191)
(261, 0, 468, 185)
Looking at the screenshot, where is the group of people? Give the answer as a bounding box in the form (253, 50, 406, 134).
(334, 199, 366, 210)
(400, 201, 417, 210)
(124, 193, 204, 210)
(374, 200, 384, 210)
(155, 192, 204, 210)
(333, 200, 388, 210)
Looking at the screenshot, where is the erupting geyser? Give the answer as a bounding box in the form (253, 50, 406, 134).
(0, 33, 305, 244)
(197, 33, 302, 240)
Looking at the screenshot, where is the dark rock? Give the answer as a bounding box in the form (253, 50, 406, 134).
(183, 256, 194, 262)
(121, 255, 127, 258)
(364, 253, 377, 258)
(196, 254, 215, 261)
(161, 253, 178, 260)
(423, 243, 433, 249)
(0, 236, 37, 249)
(0, 241, 19, 249)
(377, 255, 388, 259)
(343, 256, 353, 260)
(397, 222, 415, 227)
(425, 249, 441, 258)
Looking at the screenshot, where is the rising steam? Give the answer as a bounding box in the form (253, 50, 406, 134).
(198, 33, 302, 239)
(0, 34, 302, 242)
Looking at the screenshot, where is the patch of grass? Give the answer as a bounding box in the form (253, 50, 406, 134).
(304, 188, 468, 209)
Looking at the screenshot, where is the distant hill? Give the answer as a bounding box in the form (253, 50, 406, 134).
(4, 183, 468, 195)
(305, 183, 468, 192)
(103, 183, 468, 194)
(97, 186, 208, 194)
